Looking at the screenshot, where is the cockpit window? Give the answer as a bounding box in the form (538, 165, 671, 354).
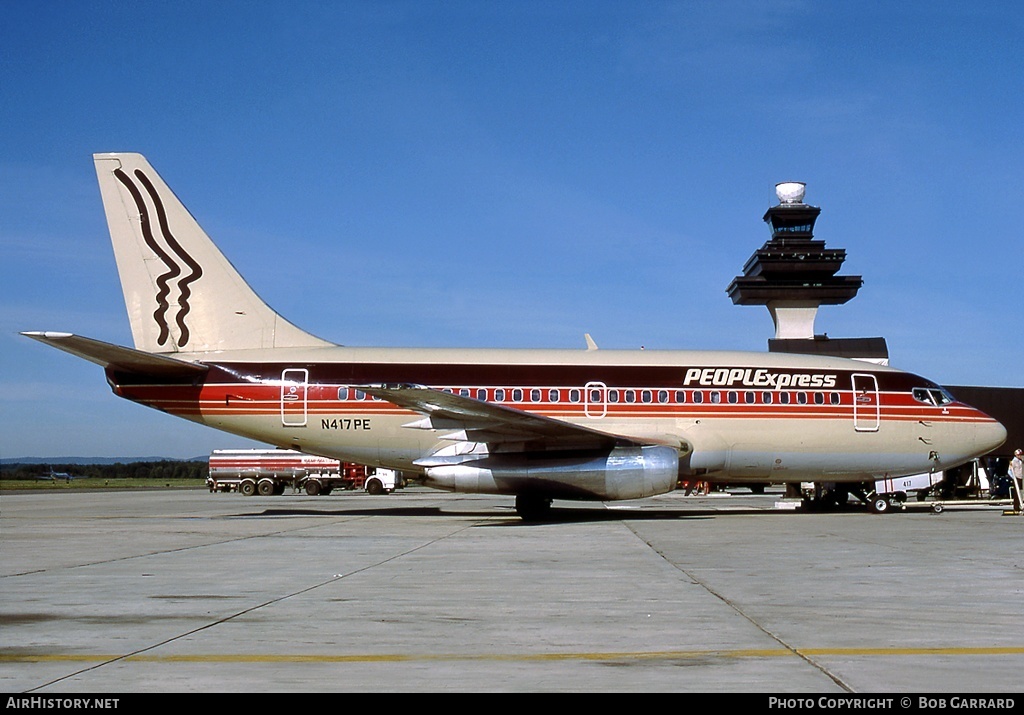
(913, 387, 954, 406)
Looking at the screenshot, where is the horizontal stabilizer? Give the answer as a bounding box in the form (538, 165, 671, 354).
(21, 332, 208, 377)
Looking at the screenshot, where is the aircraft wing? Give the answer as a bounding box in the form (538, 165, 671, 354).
(357, 383, 649, 453)
(21, 332, 208, 377)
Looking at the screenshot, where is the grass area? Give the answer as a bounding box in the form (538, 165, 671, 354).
(0, 478, 207, 491)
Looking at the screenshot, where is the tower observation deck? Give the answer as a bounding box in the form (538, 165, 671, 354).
(727, 182, 887, 363)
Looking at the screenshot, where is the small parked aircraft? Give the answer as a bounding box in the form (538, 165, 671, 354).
(35, 469, 83, 481)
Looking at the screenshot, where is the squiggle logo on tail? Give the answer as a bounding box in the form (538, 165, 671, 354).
(114, 168, 204, 348)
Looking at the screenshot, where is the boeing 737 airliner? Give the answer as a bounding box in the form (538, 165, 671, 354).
(23, 153, 1006, 519)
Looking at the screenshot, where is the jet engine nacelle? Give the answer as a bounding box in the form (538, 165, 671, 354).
(422, 445, 679, 501)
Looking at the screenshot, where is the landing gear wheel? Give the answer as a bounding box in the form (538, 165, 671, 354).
(515, 495, 552, 522)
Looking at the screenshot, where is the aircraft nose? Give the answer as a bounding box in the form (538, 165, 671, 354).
(975, 418, 1008, 458)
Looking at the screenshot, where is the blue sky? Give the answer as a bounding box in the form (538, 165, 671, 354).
(1, 1, 1021, 459)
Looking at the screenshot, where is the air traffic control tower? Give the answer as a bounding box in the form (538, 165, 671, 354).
(727, 182, 889, 364)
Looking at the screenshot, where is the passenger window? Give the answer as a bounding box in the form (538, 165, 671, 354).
(495, 388, 505, 402)
(549, 389, 559, 402)
(814, 392, 824, 405)
(658, 390, 669, 404)
(797, 392, 808, 405)
(830, 392, 840, 405)
(608, 390, 619, 403)
(641, 390, 652, 404)
(711, 391, 721, 404)
(762, 391, 773, 404)
(727, 391, 738, 404)
(625, 390, 635, 403)
(693, 391, 703, 404)
(530, 389, 541, 402)
(779, 392, 790, 405)
(570, 389, 581, 403)
(477, 388, 486, 400)
(675, 390, 687, 403)
(337, 387, 349, 401)
(512, 388, 523, 402)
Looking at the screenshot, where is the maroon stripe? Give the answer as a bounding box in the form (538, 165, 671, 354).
(169, 362, 938, 394)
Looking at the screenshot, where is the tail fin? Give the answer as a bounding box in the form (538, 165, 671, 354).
(93, 153, 332, 354)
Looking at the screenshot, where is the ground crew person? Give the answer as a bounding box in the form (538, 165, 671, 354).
(1011, 449, 1024, 489)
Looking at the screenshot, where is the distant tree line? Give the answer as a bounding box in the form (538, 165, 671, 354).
(0, 461, 207, 481)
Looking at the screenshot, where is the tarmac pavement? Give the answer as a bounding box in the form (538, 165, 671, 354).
(2, 486, 1023, 694)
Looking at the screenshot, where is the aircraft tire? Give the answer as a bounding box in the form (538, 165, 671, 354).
(869, 496, 890, 514)
(515, 495, 553, 522)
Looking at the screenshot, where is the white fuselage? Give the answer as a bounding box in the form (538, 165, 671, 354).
(107, 344, 1007, 495)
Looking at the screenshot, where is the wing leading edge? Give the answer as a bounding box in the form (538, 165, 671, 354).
(359, 383, 683, 507)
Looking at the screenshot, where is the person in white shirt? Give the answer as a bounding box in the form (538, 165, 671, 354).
(1011, 449, 1024, 488)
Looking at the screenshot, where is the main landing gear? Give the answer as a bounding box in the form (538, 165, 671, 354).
(515, 494, 553, 522)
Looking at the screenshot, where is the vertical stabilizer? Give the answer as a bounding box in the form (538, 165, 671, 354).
(93, 153, 332, 353)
